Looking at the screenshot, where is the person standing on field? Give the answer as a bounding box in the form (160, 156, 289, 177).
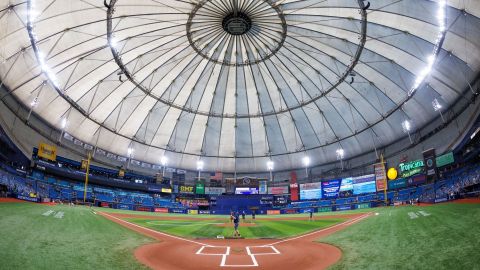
(233, 211, 241, 237)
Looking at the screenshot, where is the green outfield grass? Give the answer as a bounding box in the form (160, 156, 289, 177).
(0, 202, 152, 270)
(321, 203, 480, 270)
(124, 217, 345, 239)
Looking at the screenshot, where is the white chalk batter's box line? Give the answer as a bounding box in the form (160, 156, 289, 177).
(196, 245, 281, 267)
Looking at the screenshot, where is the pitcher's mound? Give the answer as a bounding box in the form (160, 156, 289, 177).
(216, 222, 257, 227)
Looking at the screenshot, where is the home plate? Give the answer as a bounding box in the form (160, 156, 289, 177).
(222, 251, 258, 267)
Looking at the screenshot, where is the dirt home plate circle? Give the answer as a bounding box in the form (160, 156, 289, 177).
(100, 212, 371, 270)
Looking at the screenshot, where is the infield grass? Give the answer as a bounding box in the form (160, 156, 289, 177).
(125, 217, 345, 239)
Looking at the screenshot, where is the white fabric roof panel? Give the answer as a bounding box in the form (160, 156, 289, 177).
(0, 0, 479, 172)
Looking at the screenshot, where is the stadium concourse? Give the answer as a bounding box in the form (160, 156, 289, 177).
(1, 0, 480, 269)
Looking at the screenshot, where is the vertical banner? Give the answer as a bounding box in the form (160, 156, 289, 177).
(289, 171, 299, 201)
(225, 178, 235, 194)
(195, 182, 205, 194)
(259, 181, 268, 194)
(374, 162, 387, 191)
(423, 148, 438, 182)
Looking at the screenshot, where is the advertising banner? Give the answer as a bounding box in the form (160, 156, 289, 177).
(268, 186, 289, 195)
(235, 187, 259, 194)
(407, 174, 426, 186)
(195, 182, 205, 194)
(351, 174, 376, 195)
(259, 181, 268, 194)
(299, 182, 322, 200)
(289, 171, 299, 201)
(205, 187, 226, 195)
(199, 210, 210, 214)
(179, 185, 194, 194)
(436, 152, 454, 167)
(154, 208, 169, 213)
(398, 159, 424, 178)
(38, 143, 57, 161)
(356, 203, 371, 209)
(188, 209, 198, 215)
(318, 207, 332, 212)
(161, 188, 172, 193)
(374, 162, 387, 191)
(336, 205, 352, 211)
(388, 178, 407, 189)
(321, 179, 341, 198)
(267, 210, 281, 215)
(423, 148, 438, 181)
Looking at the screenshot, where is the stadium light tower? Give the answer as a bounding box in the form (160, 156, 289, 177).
(402, 120, 413, 144)
(336, 148, 345, 170)
(160, 156, 168, 176)
(303, 155, 310, 178)
(196, 160, 204, 180)
(267, 160, 274, 181)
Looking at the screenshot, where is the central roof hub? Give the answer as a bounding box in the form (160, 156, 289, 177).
(222, 12, 252, 35)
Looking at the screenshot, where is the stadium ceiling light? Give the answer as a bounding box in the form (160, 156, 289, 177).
(160, 156, 168, 166)
(61, 118, 67, 129)
(432, 98, 442, 111)
(127, 147, 133, 156)
(108, 37, 118, 48)
(302, 156, 310, 167)
(30, 97, 38, 107)
(267, 160, 274, 171)
(402, 120, 411, 132)
(402, 120, 413, 144)
(336, 148, 345, 160)
(196, 160, 204, 171)
(407, 0, 447, 97)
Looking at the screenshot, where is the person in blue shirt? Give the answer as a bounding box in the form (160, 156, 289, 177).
(233, 211, 240, 237)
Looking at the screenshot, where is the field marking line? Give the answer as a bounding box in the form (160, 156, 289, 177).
(268, 213, 371, 245)
(100, 212, 210, 246)
(220, 247, 258, 267)
(196, 246, 230, 256)
(246, 245, 281, 255)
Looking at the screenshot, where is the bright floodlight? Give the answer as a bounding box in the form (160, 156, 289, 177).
(196, 160, 204, 171)
(302, 156, 310, 167)
(432, 98, 442, 111)
(127, 147, 133, 156)
(109, 37, 118, 48)
(61, 118, 67, 129)
(160, 156, 168, 166)
(402, 120, 411, 132)
(30, 98, 38, 107)
(267, 160, 274, 171)
(336, 148, 345, 160)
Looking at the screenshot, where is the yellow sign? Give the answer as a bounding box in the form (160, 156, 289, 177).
(38, 143, 57, 161)
(81, 159, 88, 170)
(161, 188, 172, 193)
(387, 167, 398, 180)
(119, 168, 125, 177)
(188, 209, 198, 215)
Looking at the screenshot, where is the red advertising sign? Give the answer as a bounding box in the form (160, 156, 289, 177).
(374, 163, 387, 191)
(290, 171, 299, 201)
(136, 206, 151, 212)
(100, 202, 110, 208)
(268, 186, 289, 195)
(154, 208, 169, 213)
(267, 210, 281, 215)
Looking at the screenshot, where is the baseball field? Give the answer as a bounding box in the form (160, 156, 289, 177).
(0, 199, 479, 269)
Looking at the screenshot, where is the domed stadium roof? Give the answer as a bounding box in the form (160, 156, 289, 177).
(0, 0, 479, 172)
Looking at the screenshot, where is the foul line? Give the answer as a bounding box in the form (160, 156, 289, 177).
(101, 211, 371, 268)
(268, 213, 371, 245)
(100, 212, 209, 246)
